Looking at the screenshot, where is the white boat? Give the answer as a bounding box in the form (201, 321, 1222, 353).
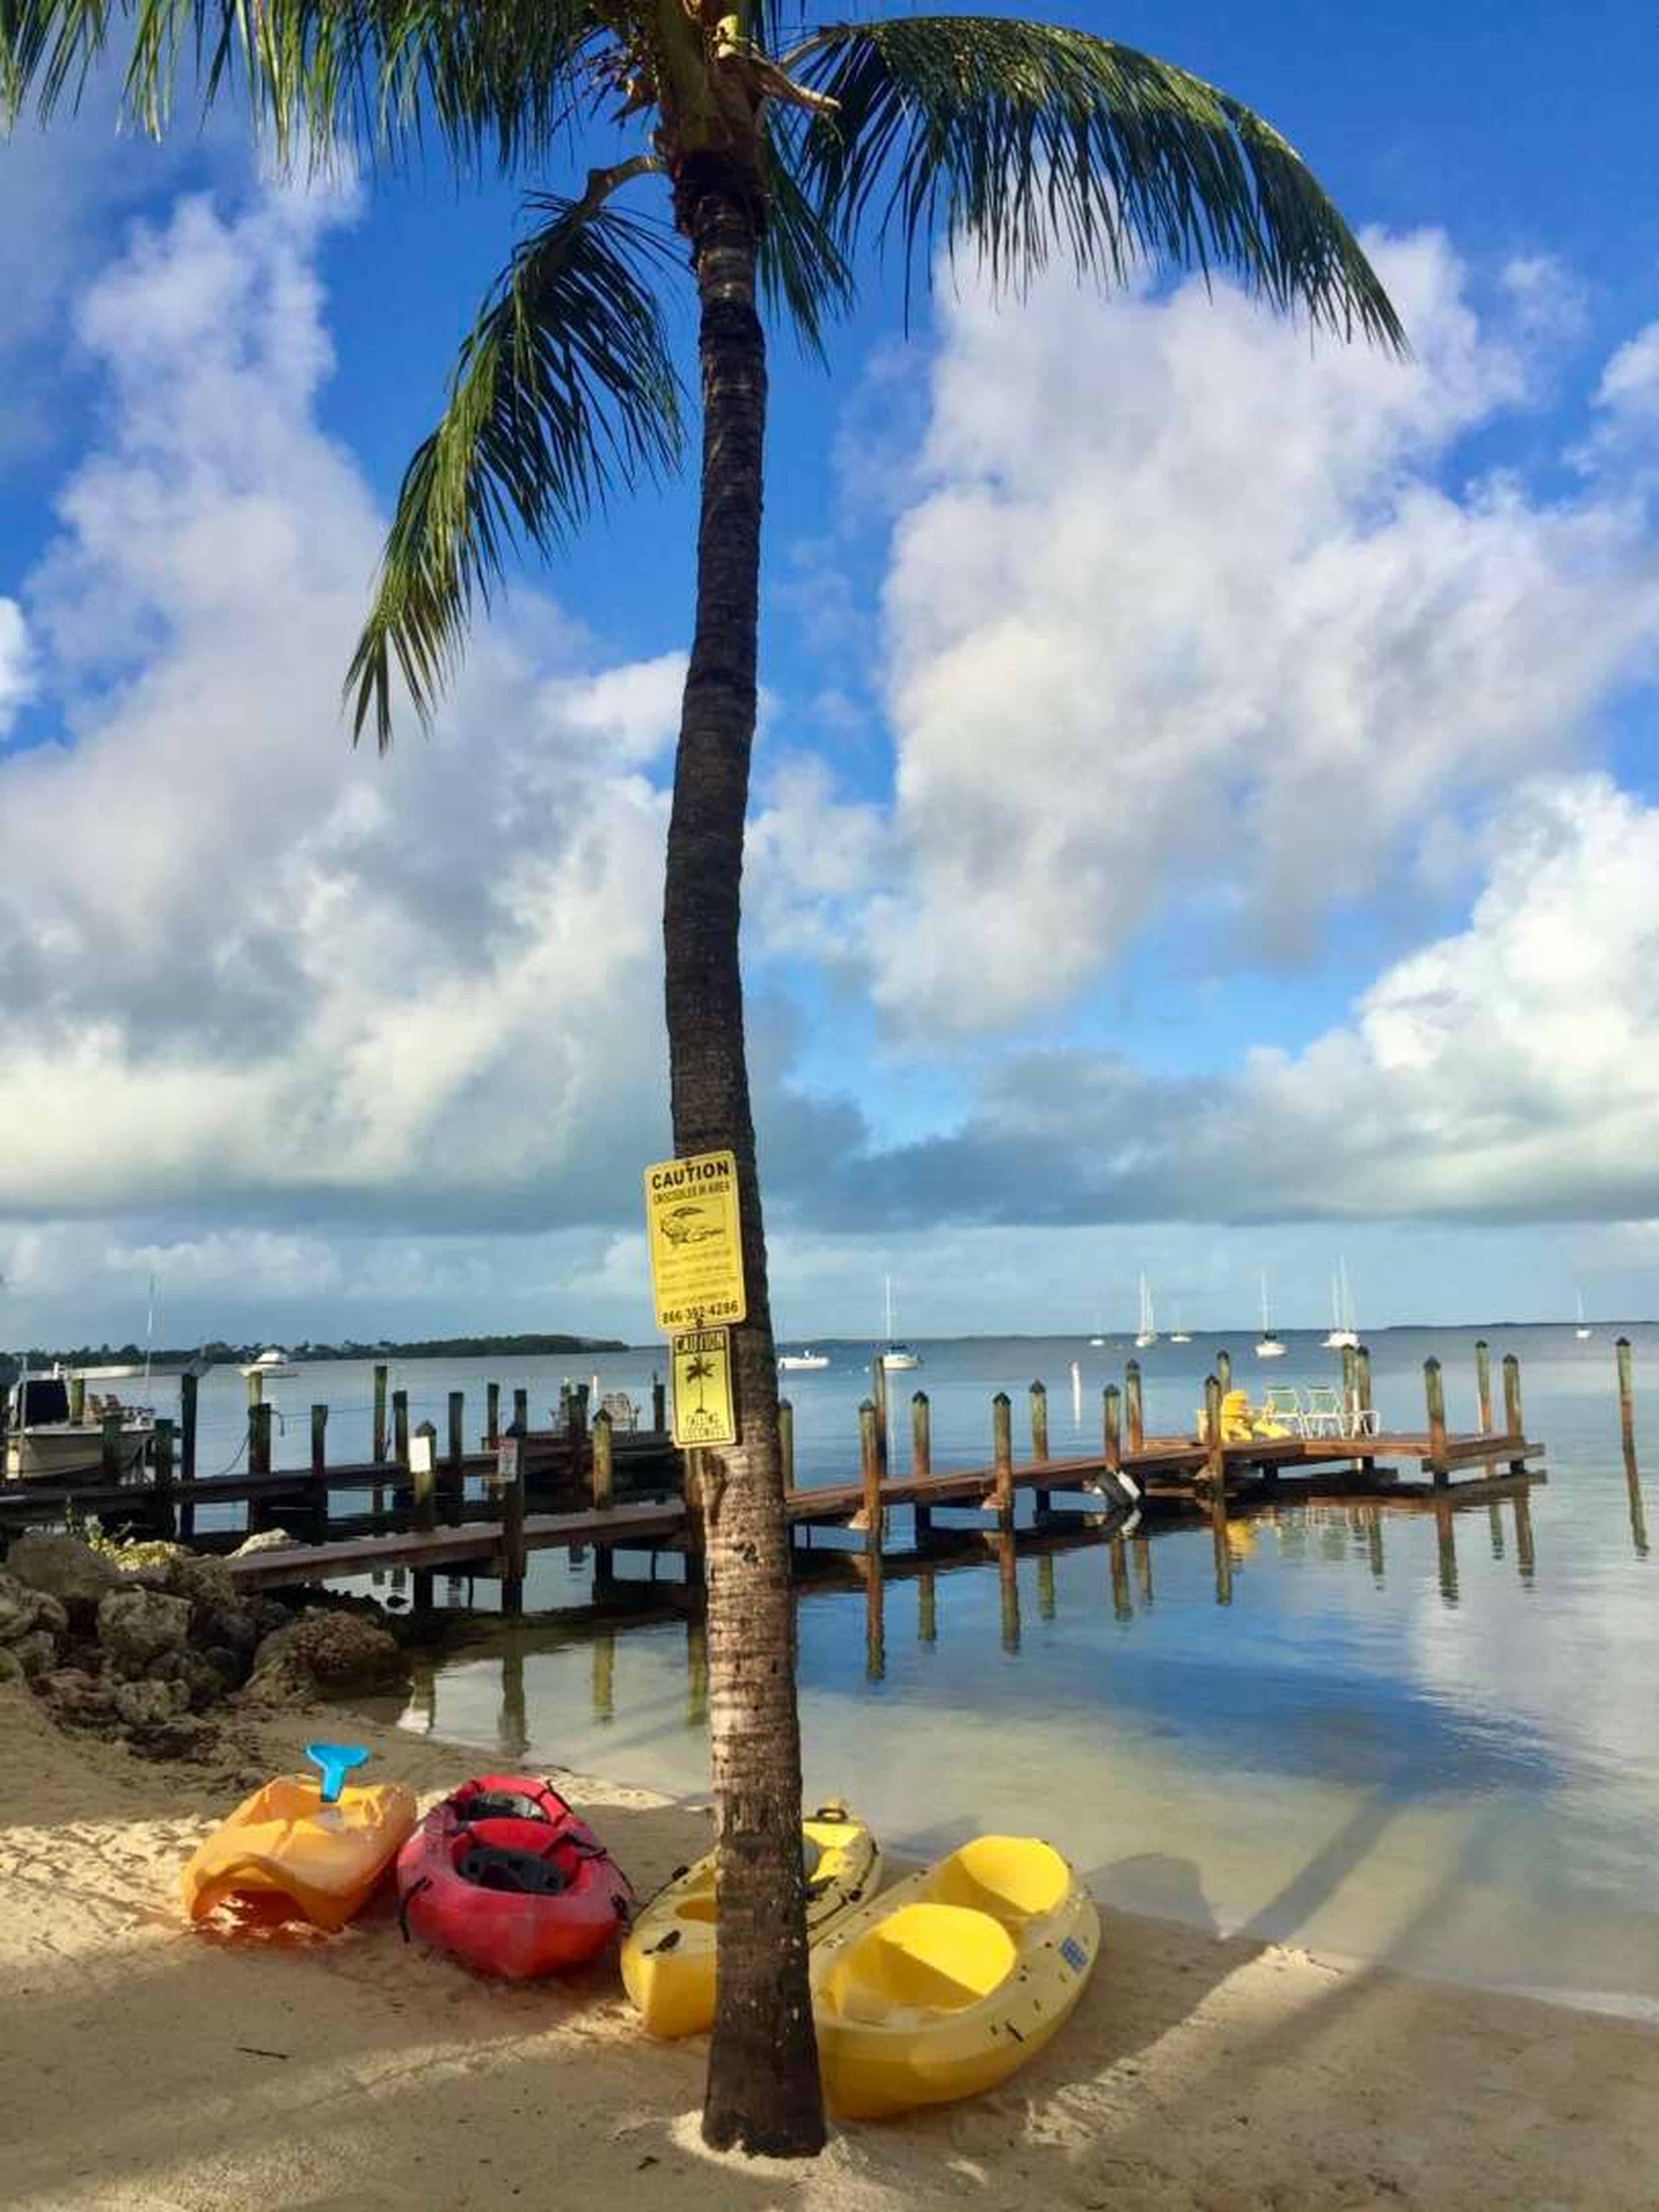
(1087, 1314, 1106, 1347)
(1255, 1273, 1287, 1360)
(1322, 1260, 1360, 1350)
(880, 1277, 921, 1371)
(1574, 1290, 1592, 1342)
(778, 1349, 830, 1373)
(1170, 1307, 1192, 1345)
(1134, 1272, 1159, 1351)
(240, 1347, 298, 1379)
(4, 1369, 154, 1483)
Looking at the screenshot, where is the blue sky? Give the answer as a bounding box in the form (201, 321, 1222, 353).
(1, 4, 1657, 1347)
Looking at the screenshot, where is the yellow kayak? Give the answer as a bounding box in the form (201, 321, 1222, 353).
(810, 1834, 1100, 2119)
(622, 1799, 879, 2038)
(181, 1773, 418, 1932)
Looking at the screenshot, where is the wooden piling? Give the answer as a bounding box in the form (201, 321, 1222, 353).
(1502, 1354, 1525, 1473)
(446, 1391, 466, 1526)
(1424, 1357, 1448, 1485)
(151, 1418, 176, 1541)
(512, 1386, 529, 1443)
(652, 1374, 667, 1432)
(779, 1396, 794, 1491)
(486, 1382, 501, 1450)
(871, 1356, 889, 1478)
(1356, 1344, 1373, 1427)
(499, 1439, 527, 1617)
(309, 1404, 328, 1534)
(991, 1392, 1014, 1530)
(858, 1400, 882, 1555)
(1475, 1340, 1493, 1436)
(591, 1408, 616, 1587)
(1618, 1337, 1636, 1466)
(1108, 1536, 1132, 1622)
(1029, 1379, 1049, 1461)
(1103, 1385, 1122, 1476)
(246, 1367, 263, 1412)
(248, 1402, 271, 1478)
(1125, 1360, 1144, 1452)
(178, 1371, 199, 1526)
(372, 1364, 388, 1462)
(413, 1422, 437, 1532)
(1204, 1374, 1225, 1496)
(393, 1389, 410, 1470)
(910, 1392, 932, 1538)
(1216, 1349, 1232, 1397)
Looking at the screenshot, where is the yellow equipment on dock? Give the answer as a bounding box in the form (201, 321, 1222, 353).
(622, 1800, 879, 2038)
(810, 1835, 1099, 2119)
(180, 1772, 417, 1932)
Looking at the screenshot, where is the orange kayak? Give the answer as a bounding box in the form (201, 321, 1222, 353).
(181, 1772, 418, 1932)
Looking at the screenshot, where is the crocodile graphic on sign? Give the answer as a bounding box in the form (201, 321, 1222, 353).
(659, 1205, 720, 1247)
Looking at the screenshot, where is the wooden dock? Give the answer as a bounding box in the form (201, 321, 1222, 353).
(0, 1341, 1555, 1616)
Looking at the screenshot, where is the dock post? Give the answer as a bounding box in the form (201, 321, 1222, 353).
(308, 1404, 328, 1535)
(1502, 1354, 1525, 1473)
(486, 1382, 501, 1450)
(1618, 1337, 1637, 1468)
(499, 1439, 527, 1618)
(995, 1532, 1020, 1652)
(151, 1418, 176, 1540)
(858, 1400, 883, 1555)
(446, 1391, 466, 1526)
(1216, 1349, 1232, 1398)
(372, 1364, 388, 1463)
(248, 1402, 272, 1478)
(178, 1372, 198, 1540)
(871, 1356, 889, 1478)
(1475, 1340, 1493, 1436)
(1029, 1380, 1051, 1524)
(918, 1570, 937, 1646)
(1108, 1536, 1132, 1621)
(991, 1392, 1014, 1531)
(1424, 1358, 1449, 1486)
(512, 1387, 529, 1446)
(911, 1392, 932, 1538)
(68, 1374, 86, 1423)
(412, 1420, 437, 1612)
(1125, 1360, 1144, 1452)
(393, 1389, 410, 1470)
(1356, 1344, 1374, 1438)
(1103, 1385, 1122, 1476)
(1204, 1374, 1225, 1498)
(778, 1397, 794, 1492)
(649, 1373, 664, 1432)
(591, 1408, 616, 1593)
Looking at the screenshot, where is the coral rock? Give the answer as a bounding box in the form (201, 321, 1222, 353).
(96, 1586, 192, 1676)
(4, 1535, 121, 1630)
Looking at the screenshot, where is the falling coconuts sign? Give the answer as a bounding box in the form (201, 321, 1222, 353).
(643, 1149, 744, 1447)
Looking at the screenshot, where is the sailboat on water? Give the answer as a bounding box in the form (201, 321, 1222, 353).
(1322, 1260, 1359, 1351)
(1087, 1310, 1106, 1347)
(881, 1276, 920, 1371)
(1170, 1307, 1192, 1345)
(1255, 1272, 1286, 1360)
(1134, 1273, 1159, 1350)
(1574, 1290, 1592, 1342)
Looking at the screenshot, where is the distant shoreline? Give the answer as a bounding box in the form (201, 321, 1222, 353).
(2, 1332, 629, 1378)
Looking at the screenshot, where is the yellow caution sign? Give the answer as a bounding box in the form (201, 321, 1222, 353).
(643, 1149, 747, 1332)
(671, 1327, 738, 1448)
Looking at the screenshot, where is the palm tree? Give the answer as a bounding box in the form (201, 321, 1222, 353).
(3, 2, 1400, 2155)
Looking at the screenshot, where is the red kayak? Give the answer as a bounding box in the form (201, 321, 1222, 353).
(396, 1775, 631, 1980)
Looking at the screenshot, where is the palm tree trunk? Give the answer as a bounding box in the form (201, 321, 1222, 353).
(666, 154, 824, 2159)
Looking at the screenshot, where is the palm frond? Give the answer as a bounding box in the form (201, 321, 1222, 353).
(791, 17, 1403, 346)
(3, 0, 600, 173)
(347, 190, 685, 751)
(758, 122, 857, 356)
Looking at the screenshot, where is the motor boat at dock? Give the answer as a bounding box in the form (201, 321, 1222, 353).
(3, 1370, 155, 1483)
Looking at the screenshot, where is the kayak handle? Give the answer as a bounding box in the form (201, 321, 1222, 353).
(306, 1741, 369, 1805)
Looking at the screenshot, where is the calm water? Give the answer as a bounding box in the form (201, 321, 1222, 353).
(161, 1327, 1658, 2017)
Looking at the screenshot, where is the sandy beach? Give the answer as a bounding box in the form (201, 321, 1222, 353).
(2, 1683, 1655, 2212)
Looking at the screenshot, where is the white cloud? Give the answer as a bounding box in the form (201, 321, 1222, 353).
(0, 598, 31, 732)
(0, 186, 686, 1231)
(810, 232, 1659, 1035)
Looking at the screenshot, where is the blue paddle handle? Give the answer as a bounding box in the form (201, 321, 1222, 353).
(306, 1741, 369, 1805)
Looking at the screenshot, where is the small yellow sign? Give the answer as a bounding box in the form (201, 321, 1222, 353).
(643, 1149, 747, 1332)
(671, 1327, 738, 1448)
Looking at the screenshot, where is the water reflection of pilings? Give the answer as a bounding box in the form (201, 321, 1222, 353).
(1512, 1491, 1536, 1586)
(865, 1554, 886, 1684)
(686, 1618, 708, 1730)
(1108, 1536, 1133, 1622)
(1210, 1493, 1233, 1608)
(592, 1628, 616, 1723)
(1036, 1554, 1057, 1621)
(1133, 1535, 1153, 1607)
(918, 1570, 937, 1646)
(1433, 1503, 1459, 1608)
(499, 1634, 528, 1758)
(996, 1534, 1020, 1653)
